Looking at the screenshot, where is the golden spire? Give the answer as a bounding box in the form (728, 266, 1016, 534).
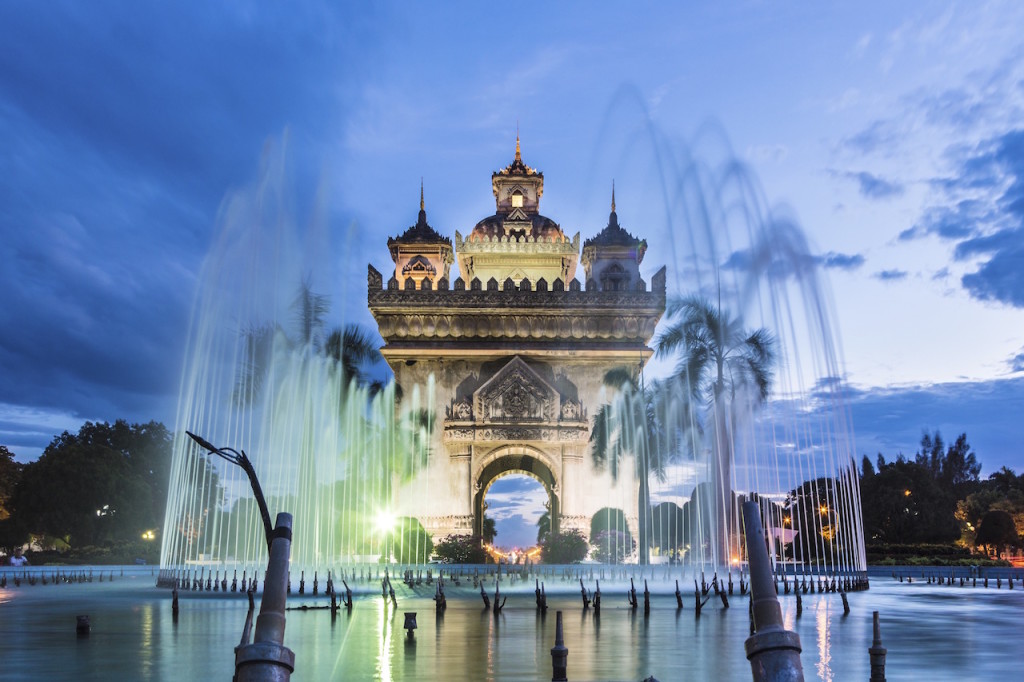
(420, 177, 424, 211)
(611, 180, 616, 213)
(515, 129, 522, 163)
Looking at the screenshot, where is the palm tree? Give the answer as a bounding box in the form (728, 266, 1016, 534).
(654, 295, 775, 567)
(324, 324, 388, 394)
(590, 368, 690, 564)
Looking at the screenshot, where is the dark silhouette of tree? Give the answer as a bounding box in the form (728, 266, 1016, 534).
(536, 501, 551, 545)
(482, 514, 497, 545)
(9, 421, 183, 547)
(975, 510, 1020, 556)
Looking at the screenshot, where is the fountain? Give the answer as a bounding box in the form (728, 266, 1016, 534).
(159, 131, 867, 594)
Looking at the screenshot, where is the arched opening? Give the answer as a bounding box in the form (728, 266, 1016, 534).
(483, 474, 550, 555)
(473, 448, 559, 547)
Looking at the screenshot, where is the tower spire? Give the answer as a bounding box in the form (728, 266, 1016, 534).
(420, 177, 425, 211)
(611, 180, 616, 213)
(515, 122, 521, 162)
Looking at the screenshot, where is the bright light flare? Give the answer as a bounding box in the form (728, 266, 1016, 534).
(374, 510, 397, 534)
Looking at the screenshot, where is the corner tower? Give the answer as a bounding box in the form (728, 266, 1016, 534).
(581, 184, 648, 291)
(386, 183, 454, 291)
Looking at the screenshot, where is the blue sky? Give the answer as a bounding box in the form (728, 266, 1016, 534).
(2, 2, 1023, 541)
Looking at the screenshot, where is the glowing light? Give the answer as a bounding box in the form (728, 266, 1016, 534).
(141, 530, 156, 541)
(904, 489, 912, 497)
(819, 505, 828, 515)
(783, 515, 792, 526)
(731, 555, 740, 565)
(374, 510, 396, 535)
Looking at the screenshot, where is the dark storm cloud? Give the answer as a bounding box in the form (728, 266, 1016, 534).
(0, 2, 374, 452)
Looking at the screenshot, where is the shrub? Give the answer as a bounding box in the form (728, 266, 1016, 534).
(540, 529, 589, 564)
(592, 529, 635, 564)
(432, 534, 488, 564)
(387, 517, 433, 564)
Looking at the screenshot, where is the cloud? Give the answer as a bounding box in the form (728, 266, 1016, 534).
(0, 3, 374, 444)
(1010, 350, 1024, 373)
(846, 377, 1024, 474)
(912, 129, 1024, 306)
(899, 203, 985, 241)
(485, 475, 549, 547)
(874, 269, 908, 281)
(845, 171, 905, 199)
(722, 248, 865, 277)
(843, 119, 900, 155)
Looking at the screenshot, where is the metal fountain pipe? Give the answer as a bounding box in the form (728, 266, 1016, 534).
(742, 501, 804, 682)
(235, 513, 295, 682)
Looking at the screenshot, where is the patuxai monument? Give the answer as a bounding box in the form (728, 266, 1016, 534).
(368, 138, 666, 542)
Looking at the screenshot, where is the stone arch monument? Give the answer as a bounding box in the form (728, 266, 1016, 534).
(368, 138, 666, 543)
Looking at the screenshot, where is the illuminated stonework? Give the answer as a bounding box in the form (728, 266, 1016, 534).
(370, 140, 665, 541)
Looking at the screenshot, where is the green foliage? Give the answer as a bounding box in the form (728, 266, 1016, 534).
(27, 540, 160, 566)
(540, 529, 589, 564)
(387, 517, 433, 564)
(862, 440, 963, 544)
(433, 534, 488, 564)
(589, 368, 692, 564)
(9, 421, 175, 548)
(536, 503, 551, 544)
(591, 529, 635, 564)
(975, 510, 1020, 555)
(650, 501, 688, 551)
(482, 515, 497, 545)
(0, 445, 22, 520)
(590, 507, 631, 541)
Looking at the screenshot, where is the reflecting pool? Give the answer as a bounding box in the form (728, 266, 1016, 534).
(0, 566, 1020, 680)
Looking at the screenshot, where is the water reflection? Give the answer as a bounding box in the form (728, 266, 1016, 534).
(815, 599, 832, 681)
(1, 569, 1022, 680)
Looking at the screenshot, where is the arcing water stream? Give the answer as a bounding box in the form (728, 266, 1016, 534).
(160, 130, 867, 591)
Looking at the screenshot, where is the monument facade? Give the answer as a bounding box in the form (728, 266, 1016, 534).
(368, 139, 666, 542)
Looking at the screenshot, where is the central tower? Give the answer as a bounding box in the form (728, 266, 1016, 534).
(368, 139, 665, 544)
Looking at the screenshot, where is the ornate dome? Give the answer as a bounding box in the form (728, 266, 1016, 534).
(467, 213, 568, 242)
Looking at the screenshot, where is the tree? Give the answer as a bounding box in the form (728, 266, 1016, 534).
(482, 514, 497, 545)
(591, 530, 635, 564)
(975, 510, 1019, 556)
(650, 501, 688, 554)
(589, 508, 635, 564)
(540, 529, 589, 564)
(234, 280, 388, 405)
(861, 454, 959, 544)
(11, 421, 175, 547)
(323, 323, 388, 395)
(0, 445, 22, 521)
(590, 368, 689, 564)
(388, 517, 433, 564)
(654, 295, 775, 566)
(433, 534, 488, 564)
(536, 502, 551, 545)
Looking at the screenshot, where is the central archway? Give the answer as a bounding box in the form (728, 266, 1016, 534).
(473, 445, 560, 539)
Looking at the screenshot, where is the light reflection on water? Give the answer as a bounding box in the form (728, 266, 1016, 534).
(815, 599, 832, 682)
(0, 568, 1022, 680)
